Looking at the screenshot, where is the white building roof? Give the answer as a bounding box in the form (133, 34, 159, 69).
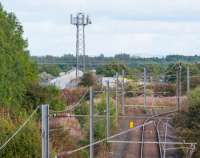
(101, 77, 116, 87)
(49, 68, 83, 89)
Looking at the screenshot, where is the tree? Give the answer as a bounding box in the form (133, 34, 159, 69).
(0, 4, 37, 108)
(79, 72, 97, 87)
(96, 63, 128, 77)
(38, 64, 62, 76)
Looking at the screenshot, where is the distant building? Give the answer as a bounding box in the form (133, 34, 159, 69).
(49, 68, 83, 89)
(39, 72, 54, 86)
(101, 77, 116, 88)
(101, 76, 130, 88)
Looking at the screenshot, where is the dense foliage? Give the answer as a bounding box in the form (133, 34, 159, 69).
(24, 83, 65, 111)
(74, 94, 117, 156)
(96, 63, 129, 77)
(38, 64, 63, 76)
(173, 87, 200, 157)
(0, 114, 41, 158)
(154, 83, 176, 96)
(79, 72, 97, 87)
(165, 63, 200, 94)
(0, 4, 65, 158)
(0, 4, 37, 108)
(33, 54, 200, 70)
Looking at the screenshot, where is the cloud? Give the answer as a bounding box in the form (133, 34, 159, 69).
(2, 0, 200, 57)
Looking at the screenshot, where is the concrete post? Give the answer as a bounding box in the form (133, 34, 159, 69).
(89, 87, 94, 158)
(42, 105, 49, 158)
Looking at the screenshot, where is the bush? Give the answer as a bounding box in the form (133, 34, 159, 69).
(79, 72, 97, 87)
(124, 81, 137, 97)
(24, 83, 65, 111)
(154, 83, 176, 96)
(173, 87, 200, 158)
(62, 88, 86, 106)
(187, 87, 200, 125)
(0, 116, 41, 158)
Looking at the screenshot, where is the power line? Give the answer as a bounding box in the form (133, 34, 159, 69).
(56, 121, 153, 157)
(0, 106, 39, 152)
(50, 89, 89, 114)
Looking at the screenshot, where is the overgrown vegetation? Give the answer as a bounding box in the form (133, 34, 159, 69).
(0, 116, 41, 158)
(79, 72, 97, 87)
(2, 1, 200, 157)
(96, 63, 129, 77)
(0, 4, 37, 108)
(74, 93, 117, 157)
(173, 87, 200, 157)
(0, 3, 65, 157)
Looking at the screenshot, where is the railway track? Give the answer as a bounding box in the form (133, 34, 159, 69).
(111, 109, 177, 158)
(140, 120, 162, 158)
(140, 109, 176, 158)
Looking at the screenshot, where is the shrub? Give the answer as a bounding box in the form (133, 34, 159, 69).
(153, 83, 176, 96)
(79, 72, 97, 87)
(24, 83, 65, 111)
(62, 88, 86, 106)
(173, 87, 200, 158)
(0, 116, 41, 158)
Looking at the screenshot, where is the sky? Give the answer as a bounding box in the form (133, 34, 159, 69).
(2, 0, 200, 57)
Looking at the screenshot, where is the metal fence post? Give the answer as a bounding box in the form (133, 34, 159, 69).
(144, 67, 147, 108)
(41, 104, 49, 158)
(122, 70, 125, 115)
(176, 63, 181, 111)
(106, 81, 110, 138)
(187, 66, 190, 93)
(115, 72, 119, 126)
(89, 87, 94, 158)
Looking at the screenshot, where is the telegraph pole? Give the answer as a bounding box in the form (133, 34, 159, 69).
(187, 66, 190, 93)
(121, 70, 125, 115)
(89, 87, 94, 158)
(144, 67, 147, 108)
(41, 105, 49, 158)
(176, 63, 181, 111)
(106, 81, 110, 138)
(70, 13, 92, 78)
(115, 72, 119, 126)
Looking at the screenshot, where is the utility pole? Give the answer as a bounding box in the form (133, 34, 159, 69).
(176, 62, 181, 111)
(89, 87, 94, 158)
(151, 76, 155, 107)
(115, 72, 119, 126)
(70, 13, 92, 79)
(144, 67, 147, 108)
(41, 105, 49, 158)
(187, 66, 190, 93)
(106, 81, 110, 138)
(121, 70, 125, 115)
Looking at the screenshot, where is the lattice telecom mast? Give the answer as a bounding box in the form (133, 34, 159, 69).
(70, 13, 91, 79)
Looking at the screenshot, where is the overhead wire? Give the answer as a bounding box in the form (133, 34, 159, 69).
(56, 121, 153, 157)
(0, 106, 39, 152)
(50, 89, 89, 114)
